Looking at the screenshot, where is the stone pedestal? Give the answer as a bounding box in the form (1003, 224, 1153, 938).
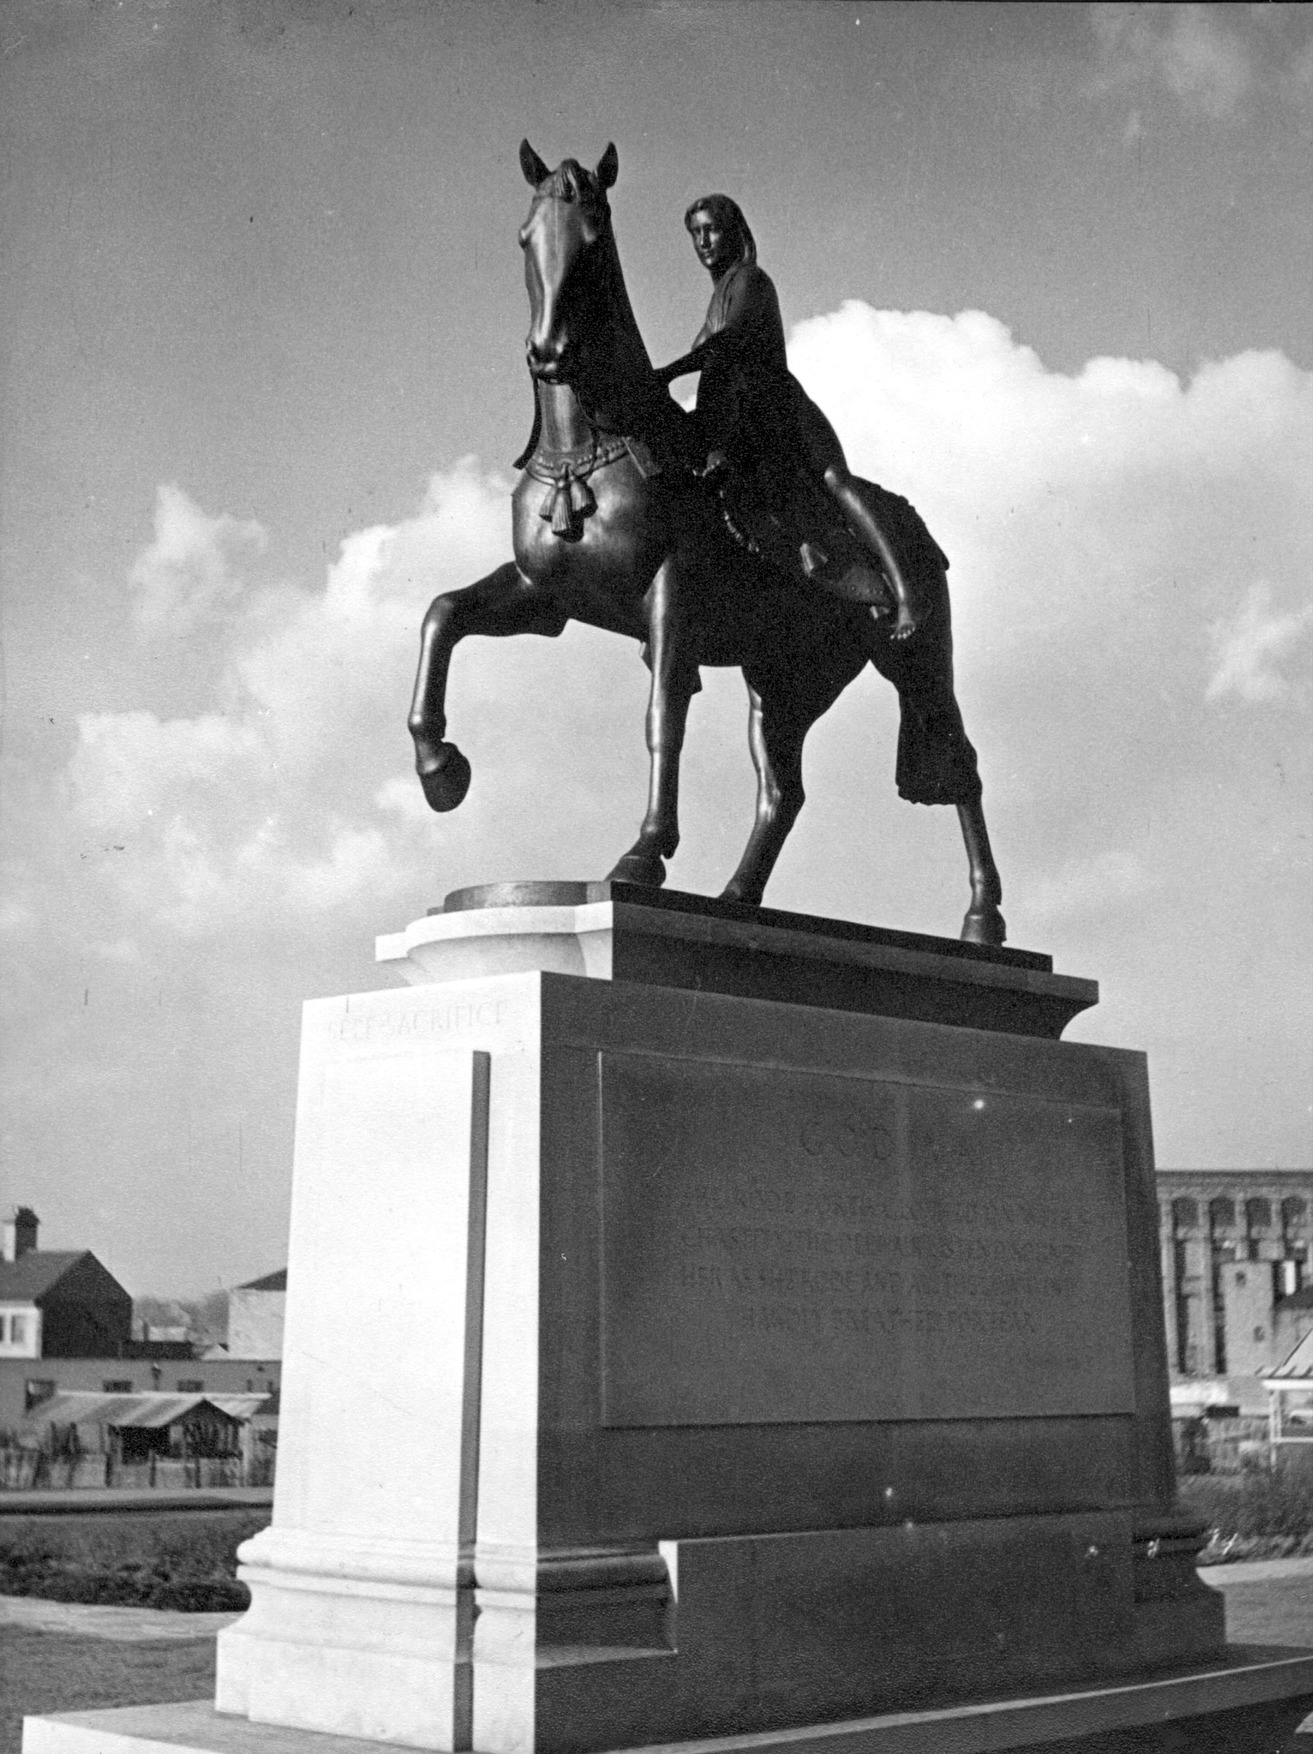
(24, 886, 1313, 1754)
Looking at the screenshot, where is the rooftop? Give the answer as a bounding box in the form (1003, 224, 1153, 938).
(0, 1251, 91, 1303)
(22, 1390, 270, 1429)
(236, 1269, 287, 1293)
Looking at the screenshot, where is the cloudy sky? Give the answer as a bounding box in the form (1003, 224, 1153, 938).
(2, 1, 1309, 1295)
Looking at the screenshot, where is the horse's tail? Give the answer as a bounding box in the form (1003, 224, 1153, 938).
(861, 494, 982, 808)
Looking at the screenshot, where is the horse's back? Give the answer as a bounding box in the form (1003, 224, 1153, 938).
(855, 478, 950, 580)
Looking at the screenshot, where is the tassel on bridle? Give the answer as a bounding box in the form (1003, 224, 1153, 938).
(538, 469, 597, 536)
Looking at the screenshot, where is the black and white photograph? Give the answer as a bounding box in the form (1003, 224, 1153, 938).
(2, 3, 1311, 1748)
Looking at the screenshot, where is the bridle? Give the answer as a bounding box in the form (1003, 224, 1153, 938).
(514, 189, 637, 537)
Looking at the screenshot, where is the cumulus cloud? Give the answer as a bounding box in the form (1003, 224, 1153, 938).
(62, 311, 1311, 961)
(128, 484, 268, 630)
(68, 461, 515, 933)
(1207, 582, 1312, 704)
(789, 306, 1311, 698)
(1089, 3, 1313, 120)
(1091, 3, 1253, 118)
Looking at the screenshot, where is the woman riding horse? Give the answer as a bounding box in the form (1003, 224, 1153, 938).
(657, 194, 920, 641)
(407, 142, 1005, 944)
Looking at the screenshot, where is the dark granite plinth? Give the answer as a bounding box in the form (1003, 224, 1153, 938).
(436, 880, 1098, 1038)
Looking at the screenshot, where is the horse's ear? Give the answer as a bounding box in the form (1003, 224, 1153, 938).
(520, 139, 550, 187)
(596, 142, 619, 190)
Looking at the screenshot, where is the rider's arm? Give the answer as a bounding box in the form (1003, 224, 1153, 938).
(655, 266, 763, 383)
(654, 326, 730, 384)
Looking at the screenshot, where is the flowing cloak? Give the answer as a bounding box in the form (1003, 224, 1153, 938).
(690, 259, 846, 491)
(693, 263, 977, 808)
(692, 259, 948, 576)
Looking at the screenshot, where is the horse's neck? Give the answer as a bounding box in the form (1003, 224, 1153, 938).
(536, 383, 598, 455)
(600, 233, 653, 386)
(536, 231, 654, 455)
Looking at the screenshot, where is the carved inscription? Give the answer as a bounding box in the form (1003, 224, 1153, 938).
(325, 997, 507, 1045)
(599, 1055, 1135, 1426)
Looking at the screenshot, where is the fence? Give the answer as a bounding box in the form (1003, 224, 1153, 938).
(1174, 1414, 1271, 1475)
(0, 1448, 274, 1490)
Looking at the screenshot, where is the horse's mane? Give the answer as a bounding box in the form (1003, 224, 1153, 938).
(536, 159, 609, 214)
(517, 152, 670, 466)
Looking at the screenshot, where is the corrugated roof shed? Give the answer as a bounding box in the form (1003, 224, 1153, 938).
(22, 1391, 269, 1428)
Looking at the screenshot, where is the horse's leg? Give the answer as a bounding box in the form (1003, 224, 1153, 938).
(958, 798, 1006, 946)
(408, 562, 566, 813)
(720, 684, 808, 907)
(607, 558, 696, 888)
(869, 577, 1007, 947)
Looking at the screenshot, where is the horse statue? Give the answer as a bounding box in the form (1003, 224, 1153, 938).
(408, 142, 1006, 945)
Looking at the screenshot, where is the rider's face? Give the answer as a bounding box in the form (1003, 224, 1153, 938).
(688, 210, 732, 275)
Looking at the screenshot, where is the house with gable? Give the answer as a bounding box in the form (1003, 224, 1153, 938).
(0, 1207, 132, 1360)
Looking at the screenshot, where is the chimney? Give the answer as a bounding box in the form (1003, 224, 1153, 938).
(1, 1207, 39, 1263)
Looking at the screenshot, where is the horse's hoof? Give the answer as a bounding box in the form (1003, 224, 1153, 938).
(961, 906, 1006, 947)
(606, 850, 667, 888)
(417, 743, 472, 813)
(718, 880, 763, 907)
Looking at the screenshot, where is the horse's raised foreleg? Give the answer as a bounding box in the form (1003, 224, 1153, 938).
(408, 562, 566, 813)
(719, 685, 807, 907)
(958, 798, 1006, 946)
(607, 559, 696, 889)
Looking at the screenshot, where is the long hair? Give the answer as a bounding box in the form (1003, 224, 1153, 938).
(683, 193, 756, 265)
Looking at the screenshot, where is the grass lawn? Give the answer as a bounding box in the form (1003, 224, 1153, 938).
(0, 1629, 214, 1754)
(1182, 1469, 1313, 1563)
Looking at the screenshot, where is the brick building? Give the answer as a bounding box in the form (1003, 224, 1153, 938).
(1157, 1170, 1313, 1387)
(0, 1353, 281, 1431)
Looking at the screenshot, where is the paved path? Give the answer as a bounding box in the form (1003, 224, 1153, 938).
(1204, 1556, 1313, 1650)
(0, 1487, 271, 1516)
(1203, 1556, 1313, 1585)
(0, 1595, 240, 1641)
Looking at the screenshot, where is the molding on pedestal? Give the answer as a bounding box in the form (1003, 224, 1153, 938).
(378, 883, 1098, 1038)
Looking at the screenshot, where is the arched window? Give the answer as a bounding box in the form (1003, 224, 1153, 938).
(1209, 1197, 1236, 1232)
(1172, 1198, 1199, 1232)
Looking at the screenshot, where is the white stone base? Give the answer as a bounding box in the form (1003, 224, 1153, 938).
(23, 1649, 1313, 1754)
(376, 903, 613, 985)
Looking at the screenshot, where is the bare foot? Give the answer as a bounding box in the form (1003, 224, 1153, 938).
(891, 602, 918, 641)
(869, 603, 919, 640)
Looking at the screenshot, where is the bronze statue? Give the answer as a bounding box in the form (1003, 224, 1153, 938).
(408, 143, 1005, 944)
(660, 193, 921, 639)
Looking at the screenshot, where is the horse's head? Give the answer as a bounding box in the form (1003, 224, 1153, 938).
(519, 139, 620, 385)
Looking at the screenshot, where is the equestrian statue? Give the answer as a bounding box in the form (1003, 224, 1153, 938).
(408, 142, 1005, 944)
